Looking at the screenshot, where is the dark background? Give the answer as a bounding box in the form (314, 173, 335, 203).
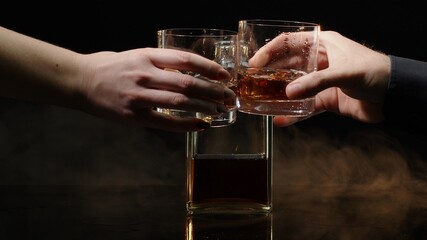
(1, 0, 427, 187)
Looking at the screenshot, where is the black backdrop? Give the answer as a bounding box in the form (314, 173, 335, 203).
(1, 0, 427, 186)
(3, 1, 426, 60)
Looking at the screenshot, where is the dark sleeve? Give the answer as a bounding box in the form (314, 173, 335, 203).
(381, 55, 427, 133)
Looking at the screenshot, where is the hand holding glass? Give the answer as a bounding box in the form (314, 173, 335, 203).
(236, 19, 320, 116)
(157, 28, 238, 127)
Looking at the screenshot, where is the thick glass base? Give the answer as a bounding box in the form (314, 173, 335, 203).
(210, 108, 237, 127)
(187, 202, 272, 215)
(237, 97, 315, 116)
(186, 212, 273, 240)
(156, 108, 236, 127)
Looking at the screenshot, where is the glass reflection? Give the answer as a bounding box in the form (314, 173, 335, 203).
(186, 213, 272, 240)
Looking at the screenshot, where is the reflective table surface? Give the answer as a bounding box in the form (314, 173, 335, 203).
(1, 185, 427, 239)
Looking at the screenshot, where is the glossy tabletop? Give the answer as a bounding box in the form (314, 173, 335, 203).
(1, 185, 427, 239)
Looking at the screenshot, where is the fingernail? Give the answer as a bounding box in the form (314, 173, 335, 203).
(224, 88, 236, 100)
(218, 68, 231, 80)
(287, 82, 302, 95)
(196, 121, 211, 130)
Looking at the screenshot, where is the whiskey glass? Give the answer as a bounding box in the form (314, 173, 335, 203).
(157, 28, 238, 127)
(236, 19, 320, 116)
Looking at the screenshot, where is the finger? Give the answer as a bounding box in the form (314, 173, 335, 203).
(249, 32, 317, 68)
(130, 88, 227, 115)
(248, 34, 288, 68)
(147, 68, 235, 103)
(148, 48, 231, 81)
(286, 68, 345, 99)
(248, 45, 272, 68)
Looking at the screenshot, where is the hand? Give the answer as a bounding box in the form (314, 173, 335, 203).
(75, 48, 234, 132)
(1, 27, 235, 132)
(265, 31, 391, 127)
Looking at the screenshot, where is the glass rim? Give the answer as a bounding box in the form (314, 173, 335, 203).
(239, 19, 320, 28)
(157, 28, 237, 37)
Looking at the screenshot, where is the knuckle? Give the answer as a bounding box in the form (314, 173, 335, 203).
(178, 74, 196, 89)
(170, 94, 189, 106)
(176, 51, 192, 65)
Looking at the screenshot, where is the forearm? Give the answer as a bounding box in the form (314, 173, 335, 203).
(382, 55, 427, 133)
(0, 26, 83, 107)
(386, 56, 427, 105)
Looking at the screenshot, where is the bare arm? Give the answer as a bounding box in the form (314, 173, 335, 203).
(0, 26, 82, 107)
(0, 26, 235, 132)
